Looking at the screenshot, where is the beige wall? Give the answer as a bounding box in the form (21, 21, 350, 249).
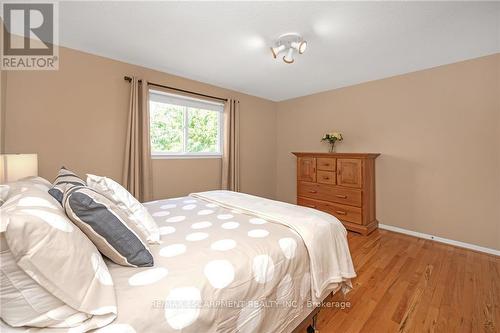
(276, 54, 500, 250)
(3, 47, 277, 199)
(3, 44, 498, 250)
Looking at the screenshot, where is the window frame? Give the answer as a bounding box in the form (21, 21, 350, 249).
(149, 89, 225, 159)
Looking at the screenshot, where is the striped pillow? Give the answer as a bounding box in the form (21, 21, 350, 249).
(63, 185, 154, 267)
(49, 167, 86, 204)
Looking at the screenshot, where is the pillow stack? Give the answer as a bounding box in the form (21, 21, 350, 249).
(1, 168, 160, 331)
(0, 180, 116, 331)
(50, 167, 158, 267)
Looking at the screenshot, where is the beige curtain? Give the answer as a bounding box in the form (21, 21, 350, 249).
(123, 77, 153, 202)
(221, 99, 240, 191)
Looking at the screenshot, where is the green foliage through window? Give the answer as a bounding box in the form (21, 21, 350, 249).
(150, 101, 221, 155)
(187, 108, 219, 153)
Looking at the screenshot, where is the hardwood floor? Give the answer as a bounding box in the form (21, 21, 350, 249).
(309, 229, 499, 332)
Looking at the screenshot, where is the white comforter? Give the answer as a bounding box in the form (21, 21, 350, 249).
(191, 191, 356, 301)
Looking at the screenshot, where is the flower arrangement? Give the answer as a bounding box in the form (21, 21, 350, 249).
(321, 132, 343, 152)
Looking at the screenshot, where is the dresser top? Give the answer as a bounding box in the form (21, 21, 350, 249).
(292, 152, 380, 159)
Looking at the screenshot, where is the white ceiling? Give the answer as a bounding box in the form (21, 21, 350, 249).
(58, 1, 500, 101)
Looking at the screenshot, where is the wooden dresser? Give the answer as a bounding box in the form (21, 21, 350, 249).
(293, 152, 380, 235)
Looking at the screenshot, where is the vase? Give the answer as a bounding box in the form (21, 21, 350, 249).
(329, 143, 336, 153)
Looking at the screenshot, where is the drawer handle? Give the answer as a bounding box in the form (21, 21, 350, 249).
(335, 194, 347, 199)
(323, 176, 329, 180)
(324, 163, 330, 166)
(306, 204, 316, 208)
(335, 210, 347, 215)
(308, 190, 318, 194)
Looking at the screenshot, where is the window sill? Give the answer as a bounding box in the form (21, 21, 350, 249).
(152, 154, 222, 160)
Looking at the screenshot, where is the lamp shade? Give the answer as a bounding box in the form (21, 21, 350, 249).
(0, 154, 38, 183)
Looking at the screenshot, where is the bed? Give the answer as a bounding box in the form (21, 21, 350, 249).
(99, 191, 355, 333)
(1, 183, 355, 333)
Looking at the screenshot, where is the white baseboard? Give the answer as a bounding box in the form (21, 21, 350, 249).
(378, 224, 499, 256)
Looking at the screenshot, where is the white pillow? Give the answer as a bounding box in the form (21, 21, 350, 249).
(0, 233, 90, 328)
(0, 187, 116, 331)
(4, 176, 52, 199)
(86, 174, 160, 244)
(10, 176, 52, 191)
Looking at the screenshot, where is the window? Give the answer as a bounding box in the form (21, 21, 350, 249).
(149, 90, 224, 158)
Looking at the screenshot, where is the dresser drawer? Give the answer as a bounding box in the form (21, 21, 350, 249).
(317, 158, 336, 171)
(298, 197, 362, 225)
(317, 170, 336, 185)
(297, 196, 321, 209)
(297, 182, 362, 207)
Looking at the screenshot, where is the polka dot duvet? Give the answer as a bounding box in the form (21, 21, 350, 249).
(100, 190, 356, 333)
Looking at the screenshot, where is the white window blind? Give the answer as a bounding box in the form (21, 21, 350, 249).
(149, 90, 224, 112)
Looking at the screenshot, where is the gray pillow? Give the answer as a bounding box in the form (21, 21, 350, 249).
(63, 185, 154, 267)
(49, 167, 86, 204)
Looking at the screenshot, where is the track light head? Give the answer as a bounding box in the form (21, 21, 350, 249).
(291, 40, 307, 54)
(283, 48, 295, 64)
(270, 44, 286, 59)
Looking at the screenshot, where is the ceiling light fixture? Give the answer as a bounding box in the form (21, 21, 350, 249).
(270, 33, 307, 64)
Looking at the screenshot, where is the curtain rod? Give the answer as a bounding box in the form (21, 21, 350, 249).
(124, 76, 228, 102)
